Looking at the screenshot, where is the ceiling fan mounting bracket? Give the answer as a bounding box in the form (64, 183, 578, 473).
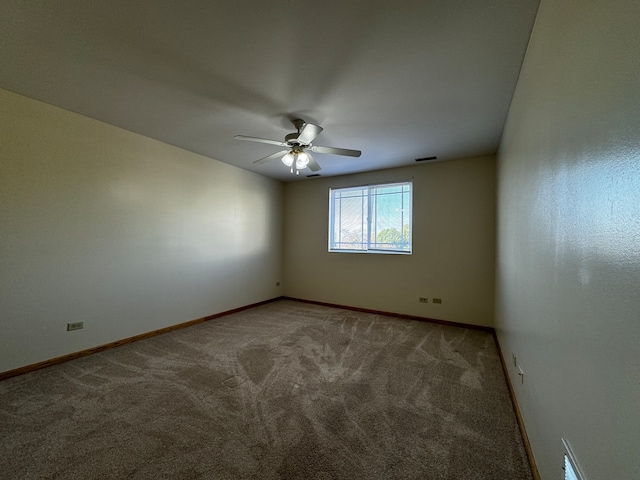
(291, 118, 305, 132)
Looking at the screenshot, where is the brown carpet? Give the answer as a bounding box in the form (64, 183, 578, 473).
(0, 300, 532, 479)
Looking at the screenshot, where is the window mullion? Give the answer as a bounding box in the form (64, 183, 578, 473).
(330, 192, 337, 249)
(367, 186, 372, 251)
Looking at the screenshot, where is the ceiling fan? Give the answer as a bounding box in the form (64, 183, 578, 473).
(234, 119, 362, 175)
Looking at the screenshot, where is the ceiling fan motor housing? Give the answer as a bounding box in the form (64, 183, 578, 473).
(285, 132, 304, 146)
(286, 119, 308, 146)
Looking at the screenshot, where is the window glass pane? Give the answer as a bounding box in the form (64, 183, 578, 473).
(330, 187, 367, 250)
(564, 455, 579, 480)
(369, 183, 411, 252)
(329, 181, 412, 254)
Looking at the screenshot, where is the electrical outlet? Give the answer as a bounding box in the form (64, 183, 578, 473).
(67, 322, 84, 331)
(418, 297, 428, 303)
(432, 298, 442, 304)
(518, 366, 524, 384)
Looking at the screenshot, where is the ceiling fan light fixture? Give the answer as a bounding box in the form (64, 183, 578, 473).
(281, 151, 295, 167)
(295, 151, 310, 169)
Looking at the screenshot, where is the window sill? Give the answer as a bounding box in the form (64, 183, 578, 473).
(328, 249, 412, 255)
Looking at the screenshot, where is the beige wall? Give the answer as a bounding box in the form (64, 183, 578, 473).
(496, 0, 640, 478)
(283, 157, 496, 327)
(0, 88, 283, 373)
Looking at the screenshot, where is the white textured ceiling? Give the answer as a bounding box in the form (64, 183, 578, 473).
(0, 0, 539, 181)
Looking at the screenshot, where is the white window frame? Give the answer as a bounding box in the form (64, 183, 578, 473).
(328, 180, 412, 254)
(562, 439, 586, 480)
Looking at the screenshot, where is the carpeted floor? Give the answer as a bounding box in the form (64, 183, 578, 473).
(0, 300, 532, 479)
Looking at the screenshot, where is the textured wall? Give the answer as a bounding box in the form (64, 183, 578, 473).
(496, 0, 640, 478)
(283, 157, 496, 327)
(0, 88, 283, 373)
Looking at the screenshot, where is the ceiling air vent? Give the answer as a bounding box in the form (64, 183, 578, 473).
(306, 174, 321, 178)
(415, 156, 438, 162)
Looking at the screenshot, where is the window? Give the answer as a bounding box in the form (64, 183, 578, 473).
(329, 181, 412, 253)
(562, 439, 585, 480)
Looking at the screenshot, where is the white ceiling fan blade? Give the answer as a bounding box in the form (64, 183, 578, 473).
(310, 145, 362, 157)
(253, 150, 289, 164)
(306, 152, 322, 172)
(235, 135, 287, 147)
(297, 123, 323, 144)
